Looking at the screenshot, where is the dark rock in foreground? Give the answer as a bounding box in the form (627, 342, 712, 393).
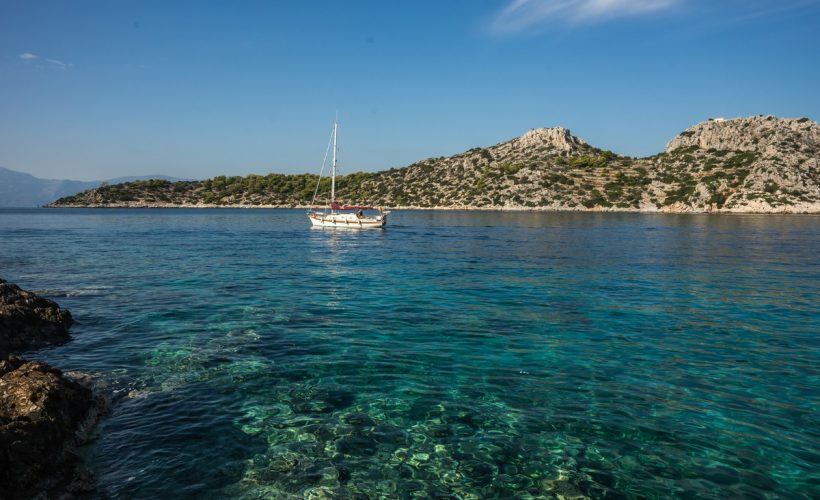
(0, 278, 73, 354)
(0, 279, 103, 498)
(0, 356, 105, 498)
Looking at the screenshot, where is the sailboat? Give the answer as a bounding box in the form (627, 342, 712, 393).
(307, 118, 389, 228)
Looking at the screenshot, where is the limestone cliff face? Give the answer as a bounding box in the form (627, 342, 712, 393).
(511, 127, 588, 153)
(51, 116, 820, 213)
(662, 116, 819, 213)
(667, 116, 819, 155)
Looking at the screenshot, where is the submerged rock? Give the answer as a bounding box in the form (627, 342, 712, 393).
(0, 356, 106, 498)
(0, 278, 73, 353)
(343, 412, 376, 428)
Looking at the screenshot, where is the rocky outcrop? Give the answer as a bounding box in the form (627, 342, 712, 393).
(660, 116, 820, 213)
(0, 278, 73, 353)
(510, 127, 588, 153)
(666, 116, 819, 155)
(0, 356, 104, 498)
(0, 279, 104, 498)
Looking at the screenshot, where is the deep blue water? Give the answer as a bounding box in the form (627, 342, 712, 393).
(1, 208, 818, 498)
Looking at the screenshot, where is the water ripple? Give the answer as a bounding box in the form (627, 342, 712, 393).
(1, 208, 818, 498)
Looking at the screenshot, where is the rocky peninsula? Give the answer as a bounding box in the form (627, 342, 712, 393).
(0, 278, 105, 498)
(50, 116, 819, 213)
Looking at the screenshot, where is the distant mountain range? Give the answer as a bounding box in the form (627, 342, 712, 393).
(0, 167, 181, 207)
(50, 115, 820, 213)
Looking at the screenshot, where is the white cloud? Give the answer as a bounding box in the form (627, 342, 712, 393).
(45, 58, 71, 69)
(490, 0, 679, 34)
(18, 52, 72, 69)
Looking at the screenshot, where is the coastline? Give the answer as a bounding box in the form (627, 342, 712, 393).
(44, 202, 820, 214)
(40, 116, 820, 218)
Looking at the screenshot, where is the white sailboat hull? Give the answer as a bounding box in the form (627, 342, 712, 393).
(308, 212, 387, 228)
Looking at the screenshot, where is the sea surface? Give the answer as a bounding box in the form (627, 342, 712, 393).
(1, 208, 818, 498)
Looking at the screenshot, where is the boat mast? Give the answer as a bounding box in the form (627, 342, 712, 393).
(331, 118, 338, 208)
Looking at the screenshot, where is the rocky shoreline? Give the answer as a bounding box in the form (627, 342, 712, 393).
(0, 278, 105, 498)
(47, 202, 820, 214)
(0, 279, 73, 353)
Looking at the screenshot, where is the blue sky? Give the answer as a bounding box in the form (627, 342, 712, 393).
(1, 0, 818, 181)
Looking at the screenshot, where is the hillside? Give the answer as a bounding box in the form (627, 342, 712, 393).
(0, 167, 181, 207)
(50, 116, 820, 213)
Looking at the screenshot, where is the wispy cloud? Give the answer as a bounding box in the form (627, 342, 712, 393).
(490, 0, 679, 34)
(18, 52, 73, 69)
(723, 0, 820, 23)
(45, 58, 71, 69)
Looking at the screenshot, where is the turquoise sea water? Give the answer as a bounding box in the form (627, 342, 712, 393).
(1, 208, 818, 498)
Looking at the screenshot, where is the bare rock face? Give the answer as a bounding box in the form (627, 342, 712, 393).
(513, 127, 588, 153)
(666, 115, 819, 154)
(0, 356, 105, 498)
(0, 278, 73, 354)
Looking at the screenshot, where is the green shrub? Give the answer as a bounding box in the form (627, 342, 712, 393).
(581, 189, 610, 208)
(709, 191, 727, 208)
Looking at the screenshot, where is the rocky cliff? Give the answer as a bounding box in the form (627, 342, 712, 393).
(666, 116, 818, 154)
(50, 116, 820, 213)
(659, 116, 819, 212)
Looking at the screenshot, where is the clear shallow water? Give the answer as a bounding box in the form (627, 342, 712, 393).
(1, 208, 818, 498)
